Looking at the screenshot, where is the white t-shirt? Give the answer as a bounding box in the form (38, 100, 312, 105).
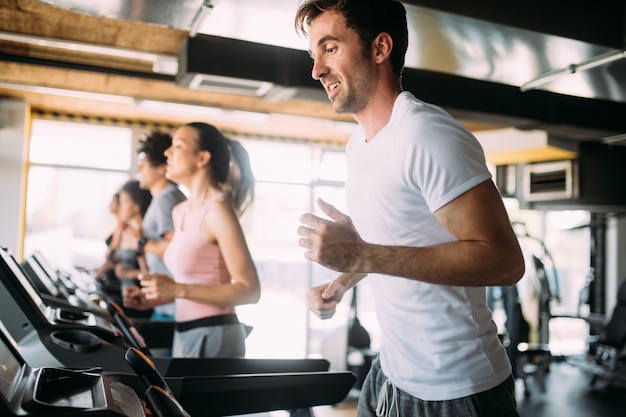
(345, 91, 511, 400)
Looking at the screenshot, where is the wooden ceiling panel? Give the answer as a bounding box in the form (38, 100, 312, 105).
(2, 0, 186, 52)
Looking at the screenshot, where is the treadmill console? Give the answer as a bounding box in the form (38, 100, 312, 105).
(0, 321, 187, 416)
(0, 248, 117, 336)
(21, 368, 145, 417)
(1, 321, 141, 416)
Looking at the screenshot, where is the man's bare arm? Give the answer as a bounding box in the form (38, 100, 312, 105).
(299, 180, 524, 287)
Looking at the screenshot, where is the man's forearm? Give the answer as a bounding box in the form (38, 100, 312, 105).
(357, 240, 524, 287)
(336, 271, 368, 289)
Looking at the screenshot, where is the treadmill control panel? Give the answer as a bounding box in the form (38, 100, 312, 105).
(22, 368, 145, 417)
(0, 321, 152, 416)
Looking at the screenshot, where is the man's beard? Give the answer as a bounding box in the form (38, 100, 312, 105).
(331, 70, 374, 114)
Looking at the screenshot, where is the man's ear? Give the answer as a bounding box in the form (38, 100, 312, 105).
(373, 32, 393, 64)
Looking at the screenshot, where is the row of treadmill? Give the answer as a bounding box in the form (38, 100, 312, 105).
(0, 246, 356, 416)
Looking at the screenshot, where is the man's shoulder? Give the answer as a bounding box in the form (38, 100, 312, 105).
(149, 186, 186, 215)
(396, 91, 452, 122)
(394, 92, 469, 140)
(158, 185, 187, 203)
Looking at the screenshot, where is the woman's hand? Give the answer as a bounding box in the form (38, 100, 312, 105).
(115, 264, 139, 280)
(123, 285, 153, 310)
(140, 272, 179, 303)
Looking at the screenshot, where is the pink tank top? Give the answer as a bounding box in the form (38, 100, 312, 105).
(164, 193, 235, 322)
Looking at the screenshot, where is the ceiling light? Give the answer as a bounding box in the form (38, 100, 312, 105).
(136, 100, 276, 124)
(0, 81, 135, 104)
(189, 0, 220, 37)
(0, 31, 178, 75)
(521, 49, 626, 92)
(135, 99, 224, 117)
(602, 133, 626, 146)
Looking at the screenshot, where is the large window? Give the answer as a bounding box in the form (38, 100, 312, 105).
(24, 120, 133, 269)
(233, 138, 378, 362)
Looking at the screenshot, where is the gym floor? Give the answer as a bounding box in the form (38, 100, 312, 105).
(516, 360, 626, 417)
(299, 359, 626, 417)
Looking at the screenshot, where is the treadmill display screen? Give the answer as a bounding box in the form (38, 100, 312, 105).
(0, 333, 21, 400)
(32, 250, 58, 283)
(24, 257, 60, 297)
(0, 249, 47, 316)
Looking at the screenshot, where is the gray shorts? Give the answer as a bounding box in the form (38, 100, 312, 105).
(172, 323, 247, 358)
(357, 357, 519, 417)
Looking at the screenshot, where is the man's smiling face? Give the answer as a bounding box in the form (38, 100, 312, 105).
(308, 11, 376, 115)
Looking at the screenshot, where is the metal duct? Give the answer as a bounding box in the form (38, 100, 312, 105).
(176, 34, 326, 101)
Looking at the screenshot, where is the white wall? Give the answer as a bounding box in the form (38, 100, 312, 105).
(0, 99, 29, 257)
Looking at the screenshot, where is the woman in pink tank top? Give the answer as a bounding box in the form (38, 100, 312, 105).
(124, 122, 260, 358)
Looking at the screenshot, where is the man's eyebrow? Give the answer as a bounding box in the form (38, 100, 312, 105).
(308, 35, 340, 58)
(317, 35, 339, 47)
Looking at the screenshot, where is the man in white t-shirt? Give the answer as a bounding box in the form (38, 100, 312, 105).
(295, 1, 525, 416)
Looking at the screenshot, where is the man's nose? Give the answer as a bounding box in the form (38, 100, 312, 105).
(311, 58, 328, 81)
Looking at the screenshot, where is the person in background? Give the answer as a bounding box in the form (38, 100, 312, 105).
(124, 122, 260, 358)
(295, 1, 525, 416)
(94, 191, 122, 280)
(108, 179, 153, 318)
(134, 130, 187, 320)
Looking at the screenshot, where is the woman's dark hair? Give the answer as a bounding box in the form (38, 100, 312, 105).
(295, 0, 408, 78)
(120, 179, 153, 217)
(186, 122, 255, 215)
(138, 130, 172, 167)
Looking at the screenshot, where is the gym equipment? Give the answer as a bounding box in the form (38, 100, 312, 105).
(1, 247, 334, 374)
(23, 250, 175, 350)
(20, 252, 107, 316)
(0, 320, 189, 417)
(567, 280, 626, 388)
(1, 246, 358, 414)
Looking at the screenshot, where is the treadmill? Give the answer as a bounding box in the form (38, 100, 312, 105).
(0, 320, 189, 417)
(24, 251, 173, 350)
(0, 247, 357, 414)
(1, 247, 335, 374)
(0, 317, 356, 416)
(20, 254, 110, 318)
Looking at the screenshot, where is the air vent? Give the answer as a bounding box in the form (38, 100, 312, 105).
(176, 35, 324, 100)
(186, 74, 274, 97)
(523, 160, 578, 201)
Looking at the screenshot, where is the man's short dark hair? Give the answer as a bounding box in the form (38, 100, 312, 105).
(295, 0, 408, 78)
(138, 130, 172, 167)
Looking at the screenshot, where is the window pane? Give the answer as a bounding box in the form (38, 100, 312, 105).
(240, 139, 312, 184)
(305, 185, 380, 371)
(24, 166, 129, 270)
(30, 120, 132, 170)
(237, 182, 311, 358)
(317, 149, 347, 182)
